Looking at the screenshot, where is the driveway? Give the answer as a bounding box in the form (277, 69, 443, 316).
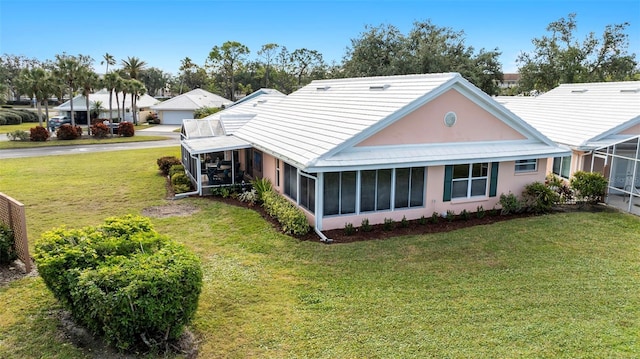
(0, 125, 181, 159)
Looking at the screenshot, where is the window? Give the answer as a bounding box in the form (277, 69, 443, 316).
(299, 173, 315, 214)
(394, 167, 425, 208)
(360, 169, 391, 212)
(275, 159, 280, 187)
(515, 159, 538, 173)
(284, 162, 297, 200)
(451, 163, 488, 199)
(552, 156, 571, 178)
(323, 171, 356, 215)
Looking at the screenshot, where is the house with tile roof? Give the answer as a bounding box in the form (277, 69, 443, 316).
(151, 88, 233, 125)
(180, 73, 569, 237)
(499, 81, 640, 214)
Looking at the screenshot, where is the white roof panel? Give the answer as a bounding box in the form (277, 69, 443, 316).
(151, 89, 233, 110)
(182, 136, 251, 155)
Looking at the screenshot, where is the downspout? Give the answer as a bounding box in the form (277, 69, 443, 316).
(315, 227, 332, 243)
(314, 172, 332, 243)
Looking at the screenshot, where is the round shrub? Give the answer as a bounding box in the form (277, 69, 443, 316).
(7, 130, 29, 141)
(56, 124, 82, 140)
(157, 156, 182, 176)
(570, 171, 608, 204)
(34, 215, 203, 351)
(522, 181, 559, 213)
(171, 172, 193, 194)
(30, 125, 50, 141)
(168, 164, 185, 178)
(90, 122, 110, 138)
(118, 122, 135, 137)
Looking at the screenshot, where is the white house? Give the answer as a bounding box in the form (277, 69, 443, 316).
(54, 89, 159, 124)
(151, 89, 233, 125)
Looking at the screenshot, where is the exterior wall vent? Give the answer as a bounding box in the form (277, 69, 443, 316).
(620, 88, 640, 93)
(571, 89, 588, 93)
(316, 86, 331, 91)
(370, 84, 391, 91)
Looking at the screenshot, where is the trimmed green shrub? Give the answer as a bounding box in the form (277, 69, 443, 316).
(261, 190, 310, 235)
(171, 172, 193, 194)
(156, 156, 181, 176)
(383, 218, 395, 231)
(0, 223, 17, 264)
(34, 215, 203, 351)
(459, 209, 470, 221)
(400, 215, 409, 228)
(168, 164, 185, 178)
(522, 181, 559, 213)
(344, 222, 356, 236)
(446, 210, 456, 222)
(361, 218, 372, 232)
(430, 211, 439, 224)
(118, 122, 135, 137)
(0, 110, 22, 124)
(419, 215, 427, 225)
(476, 205, 486, 219)
(29, 125, 49, 141)
(7, 129, 29, 141)
(499, 192, 523, 215)
(56, 124, 82, 140)
(238, 189, 258, 205)
(570, 171, 608, 204)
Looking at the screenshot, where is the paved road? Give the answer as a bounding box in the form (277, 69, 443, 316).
(0, 125, 181, 159)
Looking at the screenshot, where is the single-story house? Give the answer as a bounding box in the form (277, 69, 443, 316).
(55, 89, 159, 124)
(229, 88, 285, 108)
(151, 89, 233, 125)
(180, 73, 569, 236)
(498, 81, 640, 214)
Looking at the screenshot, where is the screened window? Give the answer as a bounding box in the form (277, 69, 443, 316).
(552, 156, 571, 178)
(275, 159, 280, 187)
(360, 169, 391, 212)
(284, 162, 297, 200)
(515, 159, 538, 173)
(452, 163, 488, 199)
(394, 167, 425, 208)
(323, 171, 356, 215)
(299, 173, 315, 214)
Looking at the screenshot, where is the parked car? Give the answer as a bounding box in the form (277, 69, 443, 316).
(48, 116, 71, 131)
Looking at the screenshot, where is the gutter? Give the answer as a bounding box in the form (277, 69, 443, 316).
(315, 227, 332, 243)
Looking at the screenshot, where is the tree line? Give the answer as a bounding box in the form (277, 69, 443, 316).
(1, 14, 638, 122)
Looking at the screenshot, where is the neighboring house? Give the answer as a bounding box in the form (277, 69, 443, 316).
(229, 88, 285, 108)
(150, 89, 233, 125)
(499, 81, 640, 214)
(498, 73, 521, 89)
(55, 89, 159, 124)
(180, 73, 569, 236)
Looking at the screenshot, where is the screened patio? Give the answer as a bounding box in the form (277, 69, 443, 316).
(587, 135, 640, 215)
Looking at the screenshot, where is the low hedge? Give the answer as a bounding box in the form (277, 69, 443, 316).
(157, 156, 182, 176)
(34, 215, 203, 351)
(261, 190, 310, 235)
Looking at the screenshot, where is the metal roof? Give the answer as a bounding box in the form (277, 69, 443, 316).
(151, 89, 233, 111)
(55, 89, 159, 111)
(182, 136, 251, 155)
(498, 81, 640, 149)
(234, 73, 564, 170)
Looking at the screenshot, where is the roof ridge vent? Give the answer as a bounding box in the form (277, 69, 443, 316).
(316, 86, 331, 91)
(571, 89, 588, 93)
(369, 84, 391, 91)
(620, 88, 640, 93)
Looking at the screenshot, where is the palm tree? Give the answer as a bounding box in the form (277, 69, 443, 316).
(17, 67, 48, 126)
(103, 72, 122, 134)
(53, 55, 81, 126)
(121, 78, 132, 122)
(78, 67, 99, 133)
(121, 56, 147, 80)
(128, 79, 146, 125)
(101, 53, 115, 74)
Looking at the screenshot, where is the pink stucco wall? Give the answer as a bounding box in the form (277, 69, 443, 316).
(621, 123, 640, 135)
(357, 89, 525, 147)
(320, 160, 548, 231)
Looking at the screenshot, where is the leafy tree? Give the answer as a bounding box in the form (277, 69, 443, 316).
(517, 13, 639, 93)
(53, 53, 93, 126)
(177, 57, 208, 93)
(290, 48, 324, 87)
(103, 72, 123, 130)
(258, 43, 280, 87)
(342, 21, 504, 95)
(139, 67, 167, 97)
(207, 41, 250, 101)
(128, 79, 146, 125)
(17, 67, 48, 126)
(0, 54, 40, 101)
(121, 56, 147, 80)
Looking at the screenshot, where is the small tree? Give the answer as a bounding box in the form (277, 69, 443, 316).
(570, 171, 608, 204)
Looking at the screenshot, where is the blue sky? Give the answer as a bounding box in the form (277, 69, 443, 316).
(1, 0, 638, 75)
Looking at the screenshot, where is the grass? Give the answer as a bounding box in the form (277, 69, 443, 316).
(1, 149, 639, 358)
(0, 134, 169, 149)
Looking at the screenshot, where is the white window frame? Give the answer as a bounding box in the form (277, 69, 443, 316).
(515, 158, 538, 173)
(451, 163, 489, 199)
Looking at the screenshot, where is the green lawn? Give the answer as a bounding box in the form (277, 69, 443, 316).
(1, 148, 639, 358)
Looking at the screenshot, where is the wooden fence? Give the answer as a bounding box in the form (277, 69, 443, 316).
(0, 192, 31, 273)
